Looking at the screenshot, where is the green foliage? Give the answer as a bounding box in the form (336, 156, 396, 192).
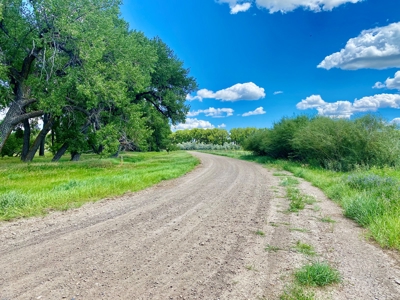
(295, 262, 341, 287)
(0, 129, 24, 157)
(171, 128, 230, 145)
(0, 0, 197, 160)
(230, 127, 258, 145)
(280, 285, 315, 300)
(294, 241, 316, 256)
(292, 115, 400, 171)
(0, 152, 199, 220)
(177, 142, 241, 151)
(243, 115, 400, 171)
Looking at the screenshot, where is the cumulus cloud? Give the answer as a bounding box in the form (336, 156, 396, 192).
(242, 107, 266, 117)
(231, 2, 252, 13)
(318, 22, 400, 70)
(173, 118, 215, 130)
(296, 94, 327, 109)
(188, 82, 265, 102)
(297, 93, 400, 118)
(218, 123, 227, 128)
(390, 118, 400, 125)
(373, 71, 400, 90)
(187, 107, 234, 118)
(217, 0, 361, 14)
(186, 94, 202, 102)
(273, 91, 283, 95)
(217, 0, 252, 14)
(373, 82, 386, 89)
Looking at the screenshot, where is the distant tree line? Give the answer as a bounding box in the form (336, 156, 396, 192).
(170, 127, 258, 148)
(0, 0, 196, 161)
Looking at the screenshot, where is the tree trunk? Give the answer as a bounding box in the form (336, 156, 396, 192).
(70, 152, 81, 161)
(23, 117, 54, 162)
(39, 114, 49, 156)
(0, 47, 44, 152)
(21, 118, 31, 161)
(52, 142, 69, 162)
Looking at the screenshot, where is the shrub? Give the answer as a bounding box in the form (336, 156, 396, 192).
(295, 261, 341, 287)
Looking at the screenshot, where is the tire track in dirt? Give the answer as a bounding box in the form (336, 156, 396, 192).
(0, 152, 399, 299)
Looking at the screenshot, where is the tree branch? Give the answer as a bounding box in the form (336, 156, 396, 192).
(11, 110, 44, 125)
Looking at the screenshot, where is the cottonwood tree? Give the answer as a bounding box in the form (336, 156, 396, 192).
(0, 0, 125, 151)
(0, 0, 197, 160)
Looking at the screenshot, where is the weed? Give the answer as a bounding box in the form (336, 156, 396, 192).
(313, 205, 321, 212)
(269, 222, 279, 227)
(245, 265, 257, 271)
(294, 241, 316, 256)
(280, 177, 299, 187)
(295, 261, 341, 287)
(255, 230, 265, 236)
(280, 285, 315, 300)
(287, 187, 306, 212)
(320, 216, 336, 223)
(265, 244, 282, 252)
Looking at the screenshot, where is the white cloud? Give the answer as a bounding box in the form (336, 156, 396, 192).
(374, 71, 400, 90)
(318, 22, 400, 70)
(217, 0, 361, 14)
(218, 123, 227, 128)
(186, 94, 202, 102)
(173, 118, 215, 130)
(242, 107, 266, 117)
(297, 93, 400, 118)
(217, 1, 252, 14)
(373, 82, 386, 89)
(386, 71, 400, 90)
(187, 107, 234, 118)
(273, 91, 283, 95)
(188, 82, 265, 102)
(316, 100, 354, 118)
(390, 118, 400, 125)
(231, 2, 252, 13)
(296, 94, 327, 109)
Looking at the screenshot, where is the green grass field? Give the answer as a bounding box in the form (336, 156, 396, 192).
(0, 151, 199, 221)
(203, 150, 400, 251)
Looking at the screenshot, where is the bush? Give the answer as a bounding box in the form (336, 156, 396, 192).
(243, 116, 311, 158)
(292, 115, 400, 171)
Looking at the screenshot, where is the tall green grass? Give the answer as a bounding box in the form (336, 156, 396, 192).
(0, 151, 199, 221)
(203, 150, 400, 251)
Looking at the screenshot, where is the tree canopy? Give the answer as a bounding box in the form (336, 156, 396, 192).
(0, 0, 197, 160)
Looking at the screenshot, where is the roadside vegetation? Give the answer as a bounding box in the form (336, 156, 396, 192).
(0, 151, 199, 221)
(199, 114, 400, 251)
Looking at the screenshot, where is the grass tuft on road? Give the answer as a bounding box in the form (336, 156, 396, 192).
(0, 151, 199, 221)
(295, 261, 341, 287)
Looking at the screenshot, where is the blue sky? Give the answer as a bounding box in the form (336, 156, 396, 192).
(120, 0, 400, 131)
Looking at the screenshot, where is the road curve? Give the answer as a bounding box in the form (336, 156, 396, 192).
(0, 152, 399, 299)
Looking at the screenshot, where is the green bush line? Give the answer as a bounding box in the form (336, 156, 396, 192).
(0, 151, 199, 221)
(203, 150, 400, 251)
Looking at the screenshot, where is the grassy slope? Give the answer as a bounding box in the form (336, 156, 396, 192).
(0, 151, 199, 221)
(203, 150, 400, 251)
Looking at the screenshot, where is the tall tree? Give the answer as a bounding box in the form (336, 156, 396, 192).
(0, 0, 124, 151)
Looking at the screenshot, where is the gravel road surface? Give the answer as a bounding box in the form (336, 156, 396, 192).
(1, 152, 399, 299)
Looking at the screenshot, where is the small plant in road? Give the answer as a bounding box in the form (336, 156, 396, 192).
(294, 241, 316, 256)
(295, 261, 341, 287)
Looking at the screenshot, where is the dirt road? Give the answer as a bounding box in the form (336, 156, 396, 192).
(1, 152, 399, 299)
